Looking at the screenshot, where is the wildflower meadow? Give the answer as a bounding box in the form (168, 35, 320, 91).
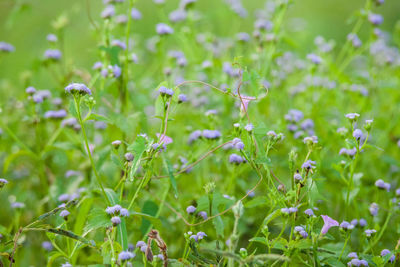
(1, 0, 400, 266)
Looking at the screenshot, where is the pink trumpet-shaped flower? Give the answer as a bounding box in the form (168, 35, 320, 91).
(239, 96, 256, 113)
(156, 133, 173, 145)
(320, 215, 339, 234)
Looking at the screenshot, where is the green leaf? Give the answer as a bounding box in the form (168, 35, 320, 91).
(83, 208, 111, 234)
(85, 113, 113, 124)
(249, 237, 268, 245)
(323, 257, 346, 267)
(245, 196, 269, 208)
(127, 135, 147, 182)
(46, 228, 94, 247)
(117, 217, 128, 250)
(163, 156, 179, 198)
(73, 197, 94, 235)
(104, 188, 119, 205)
(140, 200, 159, 235)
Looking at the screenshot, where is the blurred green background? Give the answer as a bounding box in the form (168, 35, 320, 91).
(0, 0, 399, 100)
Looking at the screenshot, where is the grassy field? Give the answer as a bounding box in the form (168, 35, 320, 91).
(0, 0, 400, 266)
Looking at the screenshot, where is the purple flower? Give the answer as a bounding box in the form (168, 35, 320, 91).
(381, 249, 395, 263)
(169, 9, 187, 23)
(347, 33, 362, 48)
(186, 205, 196, 214)
(111, 216, 121, 226)
(375, 179, 390, 191)
(285, 109, 304, 122)
(65, 83, 92, 95)
(281, 208, 290, 215)
(369, 203, 379, 216)
(348, 252, 358, 259)
(113, 65, 122, 78)
(178, 94, 187, 103)
(44, 49, 62, 60)
(11, 202, 25, 209)
(120, 208, 129, 217)
(202, 130, 221, 140)
(189, 234, 198, 242)
(0, 41, 15, 52)
(229, 153, 245, 165)
(101, 5, 115, 18)
(112, 140, 122, 148)
(118, 251, 135, 261)
(304, 209, 314, 217)
(111, 40, 126, 50)
(156, 23, 174, 35)
(198, 211, 208, 220)
(348, 259, 362, 266)
(302, 160, 316, 170)
(46, 34, 58, 42)
(345, 113, 360, 121)
(307, 53, 322, 64)
(340, 221, 354, 230)
(0, 178, 9, 188)
(26, 86, 36, 95)
(60, 210, 70, 219)
(364, 229, 376, 237)
(197, 231, 207, 240)
(42, 241, 53, 251)
(244, 124, 254, 132)
(44, 109, 67, 119)
(368, 13, 383, 25)
(131, 8, 142, 20)
(136, 241, 146, 248)
(353, 129, 363, 140)
(359, 218, 367, 227)
(125, 152, 134, 162)
(320, 215, 339, 234)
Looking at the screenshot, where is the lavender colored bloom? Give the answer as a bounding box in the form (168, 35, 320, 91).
(11, 202, 25, 209)
(359, 218, 367, 227)
(202, 130, 221, 139)
(42, 241, 53, 251)
(347, 33, 362, 48)
(299, 230, 308, 238)
(285, 109, 304, 122)
(169, 9, 187, 23)
(254, 19, 273, 30)
(197, 231, 207, 240)
(101, 5, 115, 18)
(375, 179, 390, 191)
(44, 49, 62, 60)
(281, 208, 290, 215)
(359, 260, 368, 266)
(113, 65, 122, 78)
(156, 254, 164, 260)
(156, 23, 174, 35)
(136, 241, 146, 248)
(61, 263, 72, 267)
(111, 40, 126, 50)
(340, 221, 354, 230)
(381, 249, 395, 263)
(353, 129, 363, 140)
(369, 202, 379, 216)
(65, 83, 92, 95)
(26, 86, 36, 94)
(364, 229, 376, 237)
(46, 34, 58, 42)
(165, 88, 174, 97)
(289, 207, 298, 213)
(229, 153, 244, 164)
(348, 252, 358, 259)
(58, 194, 70, 202)
(368, 13, 383, 25)
(304, 208, 314, 216)
(119, 251, 135, 261)
(237, 32, 250, 42)
(348, 259, 362, 266)
(140, 245, 147, 253)
(320, 215, 339, 234)
(186, 205, 196, 214)
(120, 208, 129, 217)
(235, 141, 244, 150)
(198, 211, 208, 220)
(0, 41, 15, 52)
(345, 113, 360, 121)
(189, 234, 198, 242)
(60, 210, 70, 219)
(350, 219, 358, 226)
(112, 140, 122, 148)
(111, 216, 121, 226)
(178, 94, 187, 103)
(294, 226, 304, 232)
(307, 53, 322, 64)
(0, 178, 9, 188)
(44, 109, 67, 119)
(115, 15, 127, 24)
(93, 62, 104, 71)
(131, 8, 142, 20)
(124, 152, 134, 162)
(301, 119, 314, 130)
(244, 124, 253, 132)
(302, 160, 316, 170)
